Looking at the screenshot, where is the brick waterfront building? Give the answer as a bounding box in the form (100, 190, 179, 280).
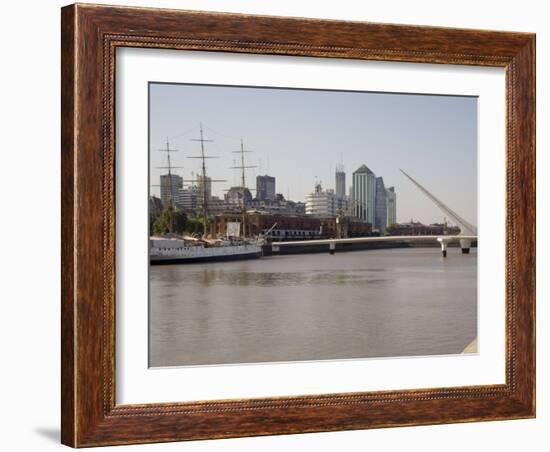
(215, 212, 372, 240)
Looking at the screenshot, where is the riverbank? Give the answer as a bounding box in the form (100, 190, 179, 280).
(463, 338, 478, 353)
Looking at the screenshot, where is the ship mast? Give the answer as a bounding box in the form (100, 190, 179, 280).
(155, 138, 183, 233)
(231, 138, 256, 237)
(186, 123, 226, 237)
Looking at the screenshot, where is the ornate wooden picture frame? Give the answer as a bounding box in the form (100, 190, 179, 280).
(61, 3, 535, 447)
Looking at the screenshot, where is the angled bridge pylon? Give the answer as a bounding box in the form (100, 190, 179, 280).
(399, 169, 477, 236)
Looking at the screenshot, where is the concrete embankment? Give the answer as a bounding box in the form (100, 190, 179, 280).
(462, 338, 478, 353)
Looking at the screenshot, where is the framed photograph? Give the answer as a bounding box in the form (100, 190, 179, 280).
(61, 3, 535, 447)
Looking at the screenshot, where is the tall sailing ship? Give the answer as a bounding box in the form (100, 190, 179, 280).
(150, 124, 263, 264)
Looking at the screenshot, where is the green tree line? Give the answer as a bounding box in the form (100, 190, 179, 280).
(150, 208, 204, 236)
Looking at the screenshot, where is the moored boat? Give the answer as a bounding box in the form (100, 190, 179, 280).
(150, 124, 263, 264)
(150, 236, 263, 264)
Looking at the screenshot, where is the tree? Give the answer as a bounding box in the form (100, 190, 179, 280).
(149, 211, 160, 235)
(152, 208, 188, 235)
(186, 217, 204, 235)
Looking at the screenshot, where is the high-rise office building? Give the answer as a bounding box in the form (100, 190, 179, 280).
(386, 186, 397, 226)
(256, 175, 276, 201)
(352, 165, 376, 224)
(160, 173, 183, 209)
(196, 174, 212, 200)
(374, 176, 388, 233)
(335, 164, 346, 199)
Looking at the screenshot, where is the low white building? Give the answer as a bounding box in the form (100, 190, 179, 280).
(305, 183, 337, 217)
(176, 185, 201, 210)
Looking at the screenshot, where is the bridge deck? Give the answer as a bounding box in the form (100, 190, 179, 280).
(272, 235, 478, 247)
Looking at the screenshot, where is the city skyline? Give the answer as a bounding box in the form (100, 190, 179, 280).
(149, 83, 477, 225)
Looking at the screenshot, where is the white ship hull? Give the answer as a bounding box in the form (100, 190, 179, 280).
(150, 237, 263, 264)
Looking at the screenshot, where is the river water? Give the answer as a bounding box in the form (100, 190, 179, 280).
(149, 248, 477, 367)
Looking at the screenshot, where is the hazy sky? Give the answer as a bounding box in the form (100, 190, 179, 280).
(149, 83, 477, 225)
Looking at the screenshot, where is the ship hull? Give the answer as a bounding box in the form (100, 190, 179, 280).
(150, 250, 262, 265)
(149, 236, 264, 265)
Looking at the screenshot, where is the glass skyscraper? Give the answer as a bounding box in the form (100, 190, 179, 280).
(352, 165, 376, 224)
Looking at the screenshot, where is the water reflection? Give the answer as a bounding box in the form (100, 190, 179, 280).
(149, 248, 477, 367)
